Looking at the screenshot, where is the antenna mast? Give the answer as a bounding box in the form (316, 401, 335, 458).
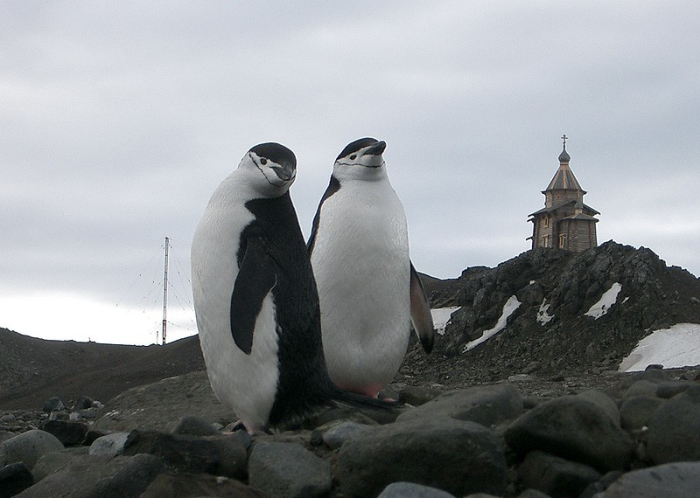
(162, 236, 169, 345)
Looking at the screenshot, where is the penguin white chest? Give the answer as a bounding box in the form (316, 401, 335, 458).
(191, 187, 280, 432)
(311, 180, 410, 394)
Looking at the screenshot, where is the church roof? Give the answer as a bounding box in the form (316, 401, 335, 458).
(544, 145, 584, 192)
(528, 200, 600, 218)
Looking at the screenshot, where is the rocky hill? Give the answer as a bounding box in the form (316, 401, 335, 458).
(415, 240, 700, 383)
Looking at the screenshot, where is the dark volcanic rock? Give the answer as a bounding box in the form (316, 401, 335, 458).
(248, 441, 332, 498)
(140, 472, 266, 498)
(41, 420, 88, 446)
(17, 453, 162, 498)
(504, 396, 634, 472)
(517, 450, 601, 498)
(595, 461, 700, 498)
(0, 430, 64, 470)
(0, 462, 33, 497)
(122, 430, 247, 478)
(396, 383, 523, 427)
(646, 385, 700, 464)
(378, 481, 457, 498)
(337, 417, 507, 498)
(618, 395, 665, 431)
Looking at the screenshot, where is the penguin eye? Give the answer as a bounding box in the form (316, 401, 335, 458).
(260, 158, 268, 165)
(349, 155, 357, 160)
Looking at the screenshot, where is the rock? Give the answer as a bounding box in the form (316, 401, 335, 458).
(89, 433, 130, 456)
(122, 430, 246, 479)
(30, 451, 80, 482)
(94, 371, 234, 433)
(593, 461, 700, 497)
(322, 421, 373, 450)
(576, 390, 620, 427)
(337, 417, 507, 498)
(16, 453, 162, 498)
(646, 385, 700, 463)
(0, 462, 34, 497)
(618, 396, 665, 431)
(399, 386, 444, 406)
(140, 472, 266, 498)
(172, 415, 219, 436)
(42, 397, 66, 413)
(504, 396, 634, 472)
(396, 383, 523, 427)
(41, 420, 88, 446)
(248, 441, 332, 498)
(71, 396, 94, 411)
(621, 380, 658, 399)
(517, 450, 601, 498)
(0, 430, 64, 470)
(516, 490, 552, 498)
(378, 481, 457, 498)
(303, 406, 382, 428)
(656, 380, 692, 399)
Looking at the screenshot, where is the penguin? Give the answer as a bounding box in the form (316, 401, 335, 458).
(191, 142, 390, 433)
(308, 137, 435, 398)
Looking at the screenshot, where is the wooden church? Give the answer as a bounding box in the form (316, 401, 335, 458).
(528, 136, 599, 252)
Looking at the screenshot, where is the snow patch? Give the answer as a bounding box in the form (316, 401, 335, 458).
(585, 282, 622, 319)
(430, 307, 461, 336)
(619, 323, 700, 372)
(463, 295, 521, 352)
(537, 299, 554, 325)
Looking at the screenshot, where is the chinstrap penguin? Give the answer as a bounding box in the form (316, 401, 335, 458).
(308, 137, 435, 398)
(191, 142, 391, 433)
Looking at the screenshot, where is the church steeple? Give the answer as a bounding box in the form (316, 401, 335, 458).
(528, 136, 600, 252)
(545, 135, 583, 194)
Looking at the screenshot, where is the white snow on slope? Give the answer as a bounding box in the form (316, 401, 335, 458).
(619, 323, 700, 372)
(430, 307, 461, 336)
(585, 282, 622, 319)
(463, 295, 521, 353)
(537, 299, 554, 325)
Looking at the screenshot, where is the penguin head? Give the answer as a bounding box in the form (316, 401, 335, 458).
(238, 142, 297, 197)
(333, 137, 387, 181)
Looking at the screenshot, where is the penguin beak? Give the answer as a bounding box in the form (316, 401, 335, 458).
(272, 163, 296, 182)
(364, 140, 386, 156)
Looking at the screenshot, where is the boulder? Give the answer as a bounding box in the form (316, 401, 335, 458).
(378, 481, 457, 498)
(0, 430, 64, 470)
(322, 421, 373, 450)
(89, 433, 130, 456)
(122, 430, 247, 479)
(248, 441, 332, 498)
(16, 453, 162, 498)
(575, 390, 620, 427)
(0, 462, 33, 497)
(618, 396, 664, 431)
(396, 383, 523, 427)
(140, 472, 266, 498)
(337, 416, 507, 498)
(504, 396, 634, 472)
(593, 461, 700, 498)
(646, 385, 700, 464)
(41, 420, 88, 446)
(42, 397, 65, 413)
(517, 450, 601, 498)
(172, 415, 219, 436)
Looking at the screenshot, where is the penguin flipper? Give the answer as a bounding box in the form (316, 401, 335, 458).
(409, 262, 435, 354)
(230, 237, 277, 355)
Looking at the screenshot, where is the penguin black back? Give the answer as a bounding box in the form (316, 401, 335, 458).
(238, 192, 335, 426)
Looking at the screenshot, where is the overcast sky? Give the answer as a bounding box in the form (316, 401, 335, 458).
(2, 1, 698, 345)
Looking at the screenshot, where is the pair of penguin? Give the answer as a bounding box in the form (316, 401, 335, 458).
(191, 139, 434, 433)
